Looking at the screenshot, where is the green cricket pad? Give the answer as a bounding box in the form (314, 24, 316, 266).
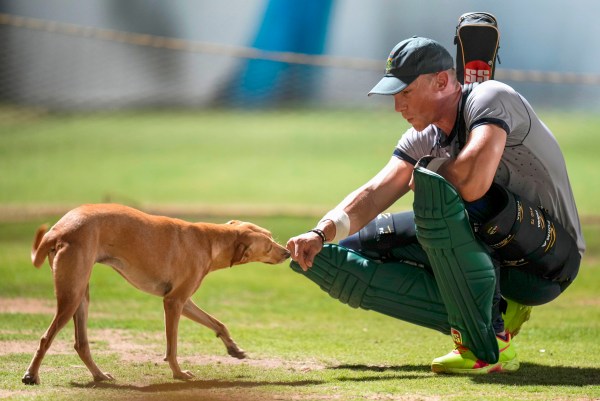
(413, 166, 499, 364)
(290, 244, 451, 334)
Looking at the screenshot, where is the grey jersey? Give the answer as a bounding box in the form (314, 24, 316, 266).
(394, 80, 585, 256)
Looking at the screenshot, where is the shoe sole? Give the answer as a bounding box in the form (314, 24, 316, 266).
(431, 358, 520, 375)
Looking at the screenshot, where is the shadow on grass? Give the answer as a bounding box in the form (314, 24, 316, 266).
(330, 363, 600, 386)
(67, 362, 600, 394)
(332, 364, 423, 373)
(329, 363, 432, 382)
(71, 378, 324, 393)
(472, 363, 600, 386)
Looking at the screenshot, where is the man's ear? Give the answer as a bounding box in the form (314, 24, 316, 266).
(230, 243, 249, 266)
(435, 70, 450, 90)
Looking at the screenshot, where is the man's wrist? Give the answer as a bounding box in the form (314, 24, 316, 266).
(307, 228, 327, 244)
(318, 209, 350, 242)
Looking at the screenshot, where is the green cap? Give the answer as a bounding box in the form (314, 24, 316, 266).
(368, 36, 454, 96)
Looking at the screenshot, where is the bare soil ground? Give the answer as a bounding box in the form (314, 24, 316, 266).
(0, 297, 338, 401)
(0, 297, 327, 370)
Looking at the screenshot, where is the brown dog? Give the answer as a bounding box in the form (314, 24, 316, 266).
(22, 203, 290, 385)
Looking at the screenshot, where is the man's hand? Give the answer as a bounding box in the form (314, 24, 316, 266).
(286, 232, 324, 271)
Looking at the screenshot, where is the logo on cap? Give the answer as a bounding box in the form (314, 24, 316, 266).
(385, 57, 394, 74)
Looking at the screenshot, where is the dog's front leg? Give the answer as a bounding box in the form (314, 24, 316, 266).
(182, 299, 247, 359)
(163, 297, 194, 380)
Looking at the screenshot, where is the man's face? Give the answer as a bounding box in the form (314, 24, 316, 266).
(393, 74, 437, 131)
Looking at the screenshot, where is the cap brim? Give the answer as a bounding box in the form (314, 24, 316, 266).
(367, 74, 416, 96)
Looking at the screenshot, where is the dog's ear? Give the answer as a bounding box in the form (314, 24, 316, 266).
(230, 242, 249, 267)
(227, 220, 273, 238)
(240, 222, 273, 238)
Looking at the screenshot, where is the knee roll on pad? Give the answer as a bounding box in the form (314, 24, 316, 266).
(413, 166, 499, 364)
(289, 244, 451, 334)
(475, 184, 580, 283)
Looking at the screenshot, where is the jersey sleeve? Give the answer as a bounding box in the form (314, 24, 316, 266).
(393, 126, 438, 165)
(465, 81, 532, 146)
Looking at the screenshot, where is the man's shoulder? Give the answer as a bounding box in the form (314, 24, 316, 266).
(464, 80, 523, 111)
(468, 80, 517, 97)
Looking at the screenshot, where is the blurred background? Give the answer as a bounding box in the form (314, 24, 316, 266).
(2, 0, 600, 112)
(1, 0, 599, 219)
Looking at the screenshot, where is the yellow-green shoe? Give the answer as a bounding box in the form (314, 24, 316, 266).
(431, 334, 519, 374)
(502, 298, 532, 337)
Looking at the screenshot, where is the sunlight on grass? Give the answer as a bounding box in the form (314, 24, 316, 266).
(0, 110, 599, 400)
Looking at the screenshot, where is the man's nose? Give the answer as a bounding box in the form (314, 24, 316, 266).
(394, 94, 406, 112)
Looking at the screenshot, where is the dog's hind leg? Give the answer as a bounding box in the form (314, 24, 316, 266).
(22, 308, 78, 385)
(22, 243, 93, 385)
(182, 299, 247, 359)
(73, 285, 114, 382)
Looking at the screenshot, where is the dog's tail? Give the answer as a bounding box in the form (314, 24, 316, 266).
(31, 225, 52, 268)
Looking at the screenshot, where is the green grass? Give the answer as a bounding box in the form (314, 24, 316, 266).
(0, 219, 599, 400)
(0, 109, 599, 400)
(1, 108, 599, 215)
(0, 109, 401, 210)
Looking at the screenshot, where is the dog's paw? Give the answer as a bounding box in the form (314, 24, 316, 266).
(22, 372, 40, 385)
(173, 370, 195, 380)
(93, 372, 115, 382)
(227, 347, 247, 359)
